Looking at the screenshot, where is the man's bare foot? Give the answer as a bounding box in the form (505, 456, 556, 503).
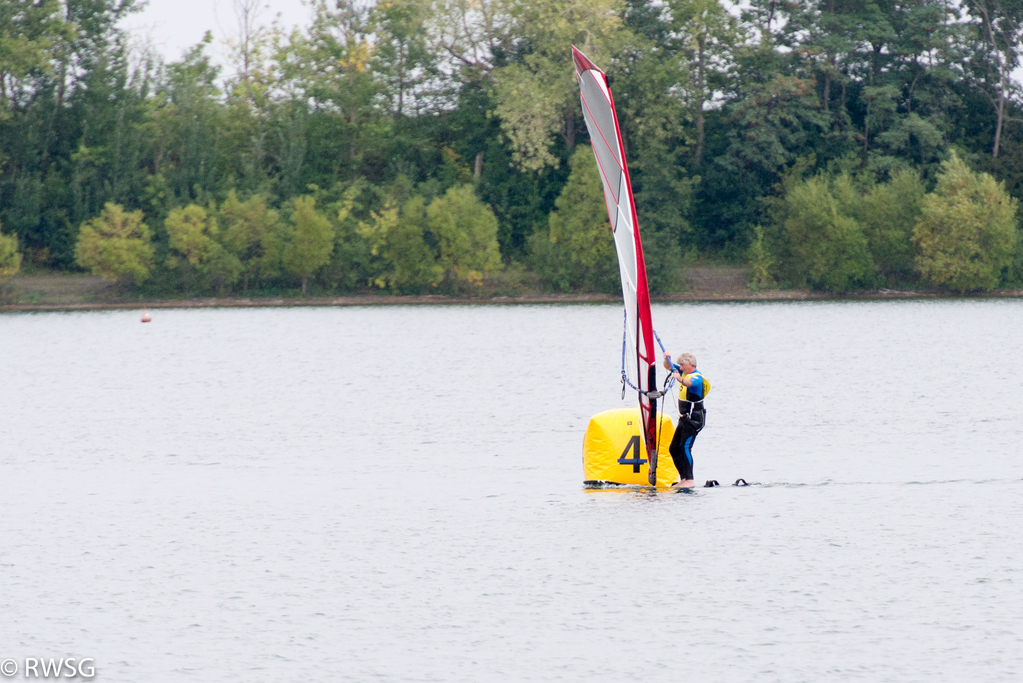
(672, 479, 695, 488)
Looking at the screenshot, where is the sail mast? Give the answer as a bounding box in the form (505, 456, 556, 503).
(571, 46, 660, 484)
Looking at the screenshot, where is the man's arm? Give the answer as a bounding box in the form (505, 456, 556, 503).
(663, 353, 694, 385)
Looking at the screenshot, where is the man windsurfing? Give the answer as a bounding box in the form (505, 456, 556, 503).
(663, 352, 710, 488)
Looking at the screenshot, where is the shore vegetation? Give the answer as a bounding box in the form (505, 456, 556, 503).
(4, 0, 1023, 299)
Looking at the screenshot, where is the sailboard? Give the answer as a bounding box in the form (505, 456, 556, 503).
(572, 46, 662, 485)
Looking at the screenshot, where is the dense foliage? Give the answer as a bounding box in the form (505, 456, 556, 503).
(4, 0, 1023, 295)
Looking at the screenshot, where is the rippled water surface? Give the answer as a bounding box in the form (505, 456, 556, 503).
(2, 300, 1022, 682)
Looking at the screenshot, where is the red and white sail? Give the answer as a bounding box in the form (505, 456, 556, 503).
(572, 46, 660, 481)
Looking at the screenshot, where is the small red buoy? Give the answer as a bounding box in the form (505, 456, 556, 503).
(141, 310, 152, 323)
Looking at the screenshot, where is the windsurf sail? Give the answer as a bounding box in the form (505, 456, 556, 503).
(572, 45, 660, 485)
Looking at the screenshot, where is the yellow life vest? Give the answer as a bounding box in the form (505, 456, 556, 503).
(678, 369, 710, 403)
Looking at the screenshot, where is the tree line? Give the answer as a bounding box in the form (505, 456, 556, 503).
(3, 0, 1023, 295)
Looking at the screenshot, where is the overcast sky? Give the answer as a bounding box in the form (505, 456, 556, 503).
(119, 0, 311, 67)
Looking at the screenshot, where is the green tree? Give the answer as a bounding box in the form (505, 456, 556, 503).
(913, 152, 1018, 291)
(722, 75, 831, 181)
(371, 0, 437, 118)
(283, 194, 335, 293)
(777, 174, 876, 291)
(965, 0, 1023, 159)
(667, 0, 743, 167)
(320, 179, 384, 292)
(0, 219, 22, 282)
(0, 0, 67, 112)
(166, 204, 217, 266)
(747, 224, 774, 291)
(497, 0, 627, 171)
(277, 0, 386, 181)
(219, 190, 283, 291)
(857, 169, 925, 286)
(148, 34, 228, 207)
(875, 113, 946, 169)
(426, 184, 502, 289)
(534, 145, 619, 292)
(1, 0, 148, 267)
(221, 13, 280, 199)
(75, 203, 154, 284)
(165, 204, 243, 294)
(430, 0, 626, 171)
(358, 194, 442, 292)
(526, 230, 574, 291)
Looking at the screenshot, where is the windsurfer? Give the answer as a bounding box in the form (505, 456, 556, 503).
(663, 352, 709, 488)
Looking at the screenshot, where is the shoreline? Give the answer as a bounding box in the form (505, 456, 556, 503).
(4, 287, 1023, 312)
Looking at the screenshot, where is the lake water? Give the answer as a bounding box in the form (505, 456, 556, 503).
(1, 300, 1022, 682)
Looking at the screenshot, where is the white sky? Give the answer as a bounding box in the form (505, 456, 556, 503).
(119, 0, 312, 66)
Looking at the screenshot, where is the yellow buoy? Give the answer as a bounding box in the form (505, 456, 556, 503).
(582, 408, 678, 487)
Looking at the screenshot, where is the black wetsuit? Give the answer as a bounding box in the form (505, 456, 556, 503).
(668, 376, 706, 482)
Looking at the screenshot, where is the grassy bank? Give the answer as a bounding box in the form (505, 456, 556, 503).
(3, 267, 1021, 312)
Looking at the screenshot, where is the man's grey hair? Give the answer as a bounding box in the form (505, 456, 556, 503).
(677, 352, 697, 367)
